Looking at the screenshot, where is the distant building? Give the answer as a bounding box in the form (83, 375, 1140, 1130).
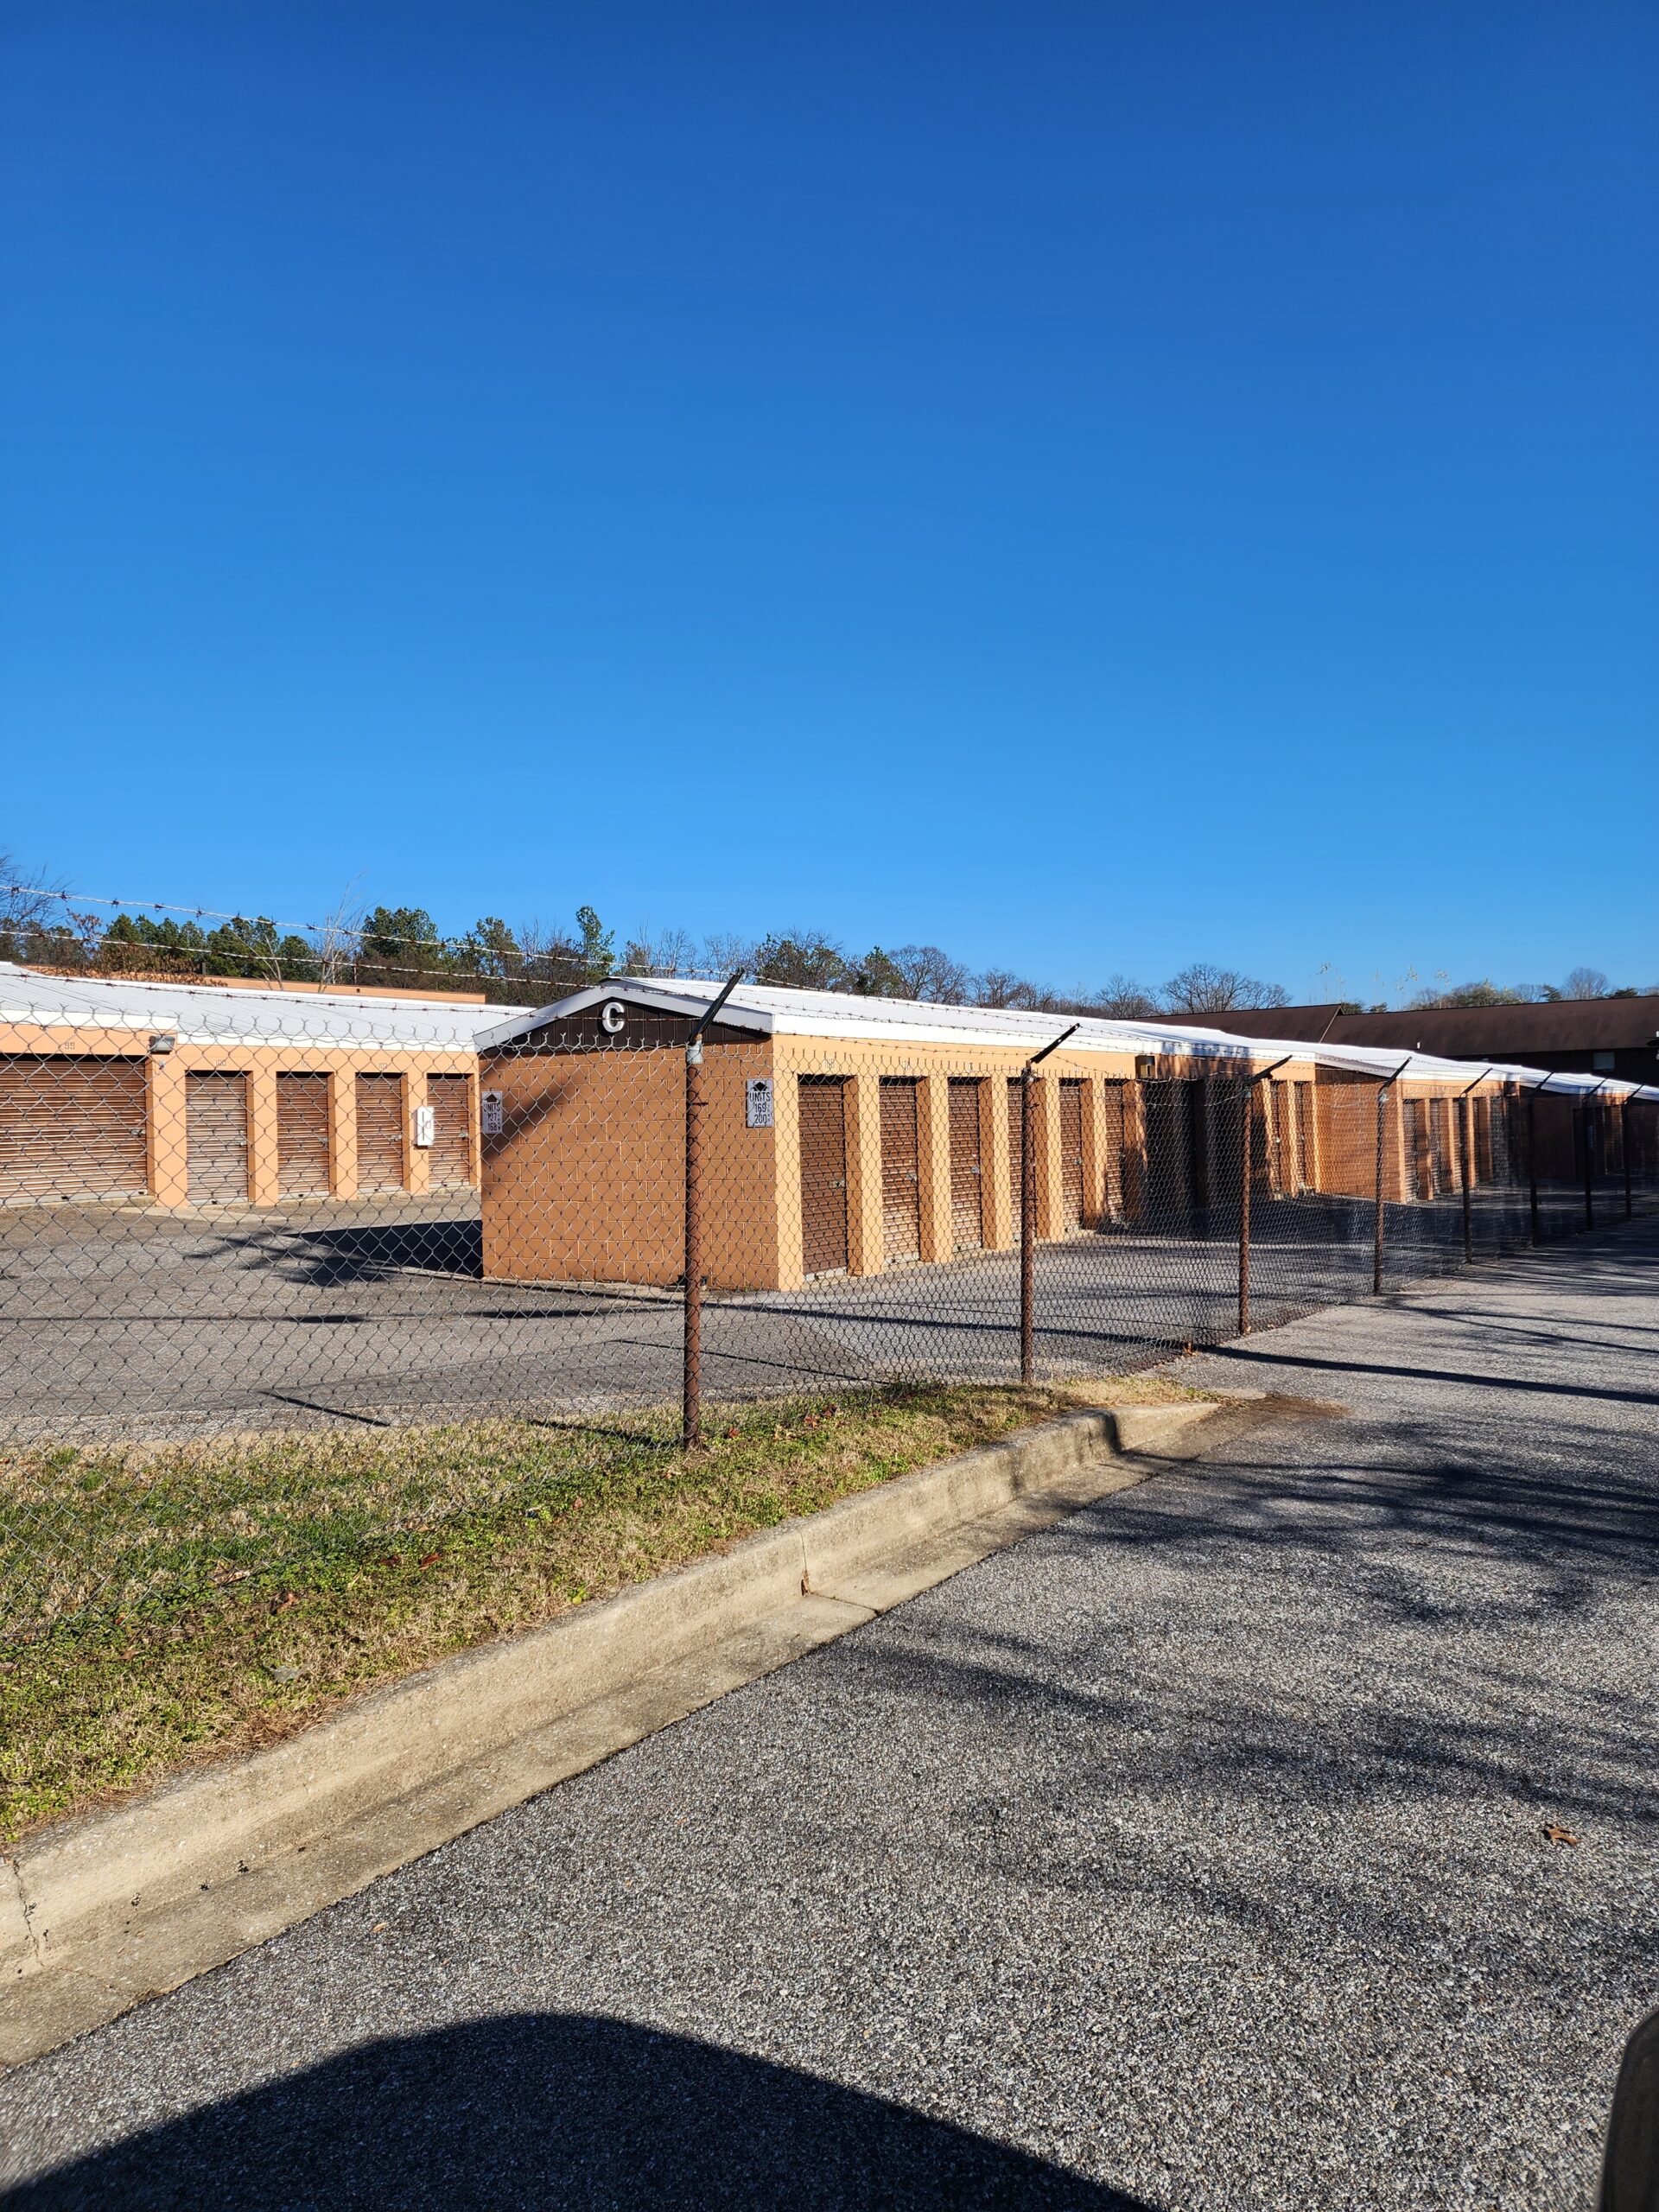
(1141, 996, 1659, 1084)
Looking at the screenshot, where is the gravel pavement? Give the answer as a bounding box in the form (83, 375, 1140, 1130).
(2, 1220, 1656, 2208)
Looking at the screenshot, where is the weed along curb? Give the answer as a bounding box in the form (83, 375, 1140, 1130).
(0, 1394, 1285, 2070)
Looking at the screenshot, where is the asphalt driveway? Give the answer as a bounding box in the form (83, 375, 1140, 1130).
(2, 1218, 1656, 2208)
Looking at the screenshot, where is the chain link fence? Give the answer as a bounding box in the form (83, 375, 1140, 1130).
(3, 967, 1656, 1647)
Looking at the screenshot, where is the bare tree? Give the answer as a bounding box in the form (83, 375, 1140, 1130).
(972, 969, 1046, 1010)
(884, 944, 969, 1004)
(1086, 973, 1160, 1019)
(308, 880, 365, 988)
(1562, 966, 1609, 1001)
(699, 931, 758, 980)
(622, 925, 697, 976)
(0, 853, 66, 964)
(1160, 962, 1289, 1015)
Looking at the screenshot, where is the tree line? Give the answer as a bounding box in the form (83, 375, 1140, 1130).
(1, 853, 1648, 1015)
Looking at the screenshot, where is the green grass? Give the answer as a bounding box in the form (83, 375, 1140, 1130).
(0, 1373, 1215, 1842)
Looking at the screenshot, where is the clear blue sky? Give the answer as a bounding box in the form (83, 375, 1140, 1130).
(3, 2, 1655, 1002)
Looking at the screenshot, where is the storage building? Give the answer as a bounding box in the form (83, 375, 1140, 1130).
(0, 966, 527, 1208)
(476, 979, 1654, 1292)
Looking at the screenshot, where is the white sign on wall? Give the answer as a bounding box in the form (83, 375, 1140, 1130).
(746, 1077, 774, 1128)
(412, 1104, 435, 1148)
(480, 1090, 504, 1137)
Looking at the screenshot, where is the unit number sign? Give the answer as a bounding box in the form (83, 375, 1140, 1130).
(481, 1090, 504, 1137)
(746, 1078, 774, 1128)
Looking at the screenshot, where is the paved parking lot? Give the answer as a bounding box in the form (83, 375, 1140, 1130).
(0, 1190, 1574, 1440)
(2, 1217, 1653, 2207)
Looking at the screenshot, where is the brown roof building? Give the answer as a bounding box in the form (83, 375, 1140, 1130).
(1141, 995, 1659, 1085)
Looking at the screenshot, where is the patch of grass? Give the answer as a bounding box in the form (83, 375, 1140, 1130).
(0, 1378, 1203, 1842)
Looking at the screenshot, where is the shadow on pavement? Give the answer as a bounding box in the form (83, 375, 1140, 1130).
(0, 2012, 1145, 2211)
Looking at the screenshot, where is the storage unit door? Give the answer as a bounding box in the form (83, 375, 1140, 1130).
(879, 1077, 920, 1262)
(0, 1056, 147, 1203)
(1058, 1080, 1084, 1232)
(1100, 1083, 1126, 1217)
(276, 1075, 331, 1197)
(947, 1079, 983, 1251)
(187, 1074, 250, 1203)
(798, 1077, 849, 1275)
(355, 1073, 406, 1193)
(428, 1075, 474, 1188)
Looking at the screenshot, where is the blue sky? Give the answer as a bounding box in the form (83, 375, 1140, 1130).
(3, 1, 1655, 1002)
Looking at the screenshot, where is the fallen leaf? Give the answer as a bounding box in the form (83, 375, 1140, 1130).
(418, 1552, 442, 1569)
(275, 1592, 298, 1611)
(1542, 1823, 1580, 1847)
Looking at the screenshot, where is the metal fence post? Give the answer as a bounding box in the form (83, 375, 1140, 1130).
(683, 1037, 704, 1447)
(1456, 1069, 1489, 1266)
(1020, 1071, 1034, 1383)
(1459, 1096, 1473, 1262)
(1624, 1099, 1635, 1220)
(1237, 1075, 1252, 1337)
(1020, 1025, 1077, 1386)
(1528, 1086, 1541, 1245)
(1236, 1058, 1288, 1338)
(1373, 1081, 1389, 1295)
(1582, 1078, 1607, 1232)
(682, 972, 742, 1449)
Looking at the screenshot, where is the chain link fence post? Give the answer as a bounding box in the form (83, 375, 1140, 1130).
(1373, 1075, 1390, 1295)
(1624, 1098, 1635, 1220)
(683, 1033, 704, 1449)
(1528, 1086, 1541, 1245)
(1019, 1025, 1077, 1384)
(1236, 1072, 1252, 1337)
(681, 973, 741, 1449)
(1020, 1070, 1034, 1383)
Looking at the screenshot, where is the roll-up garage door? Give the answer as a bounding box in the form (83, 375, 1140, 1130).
(355, 1074, 406, 1193)
(798, 1077, 849, 1276)
(276, 1074, 331, 1197)
(879, 1077, 920, 1263)
(428, 1075, 474, 1189)
(0, 1056, 148, 1203)
(1058, 1080, 1084, 1233)
(188, 1074, 250, 1203)
(1100, 1083, 1126, 1220)
(947, 1080, 983, 1252)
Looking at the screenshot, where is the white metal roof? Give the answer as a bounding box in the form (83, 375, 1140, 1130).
(480, 978, 1659, 1100)
(0, 965, 531, 1052)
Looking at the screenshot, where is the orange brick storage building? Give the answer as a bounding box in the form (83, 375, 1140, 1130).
(474, 979, 1637, 1294)
(0, 966, 527, 1208)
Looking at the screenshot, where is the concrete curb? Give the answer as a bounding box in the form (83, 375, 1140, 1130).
(0, 1393, 1279, 2070)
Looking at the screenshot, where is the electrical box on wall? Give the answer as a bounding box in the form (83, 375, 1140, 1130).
(412, 1105, 435, 1147)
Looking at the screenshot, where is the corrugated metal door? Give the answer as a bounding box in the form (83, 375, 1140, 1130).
(355, 1073, 406, 1193)
(1404, 1100, 1431, 1198)
(1100, 1082, 1126, 1218)
(0, 1057, 148, 1203)
(187, 1074, 250, 1202)
(1293, 1082, 1315, 1193)
(798, 1077, 848, 1275)
(1142, 1082, 1187, 1217)
(947, 1079, 983, 1251)
(879, 1077, 920, 1263)
(276, 1075, 331, 1197)
(429, 1075, 474, 1188)
(1058, 1080, 1084, 1233)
